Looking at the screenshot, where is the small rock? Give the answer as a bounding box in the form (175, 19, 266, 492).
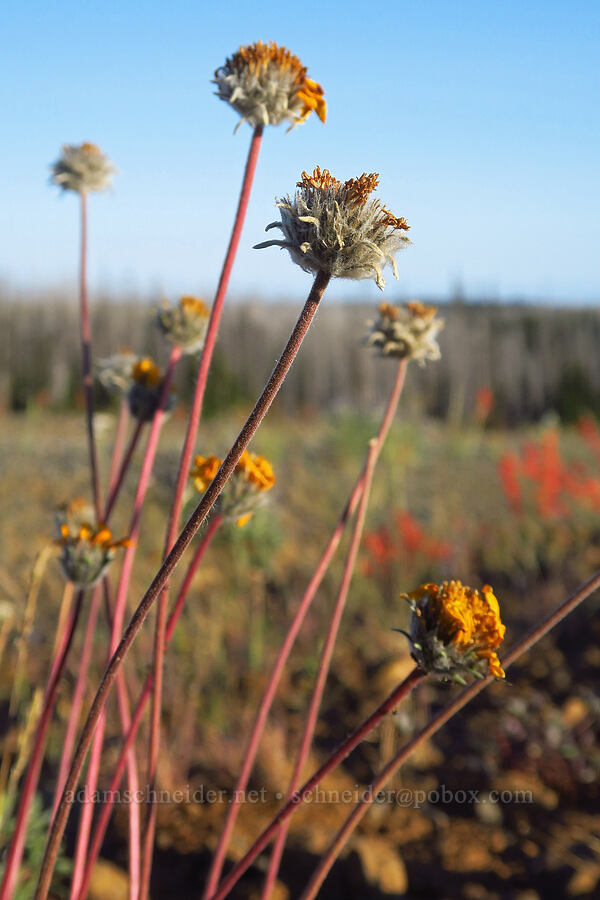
(352, 835, 408, 895)
(88, 859, 129, 900)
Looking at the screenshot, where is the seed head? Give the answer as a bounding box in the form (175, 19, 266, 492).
(214, 41, 326, 130)
(50, 142, 115, 194)
(254, 167, 411, 289)
(398, 580, 506, 683)
(190, 449, 275, 526)
(367, 300, 444, 364)
(96, 350, 138, 395)
(127, 357, 176, 422)
(157, 296, 210, 354)
(55, 499, 129, 586)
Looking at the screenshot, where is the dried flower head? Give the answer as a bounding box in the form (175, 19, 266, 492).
(190, 455, 222, 493)
(190, 449, 275, 526)
(367, 300, 444, 364)
(398, 580, 505, 683)
(127, 357, 176, 422)
(55, 499, 129, 586)
(157, 295, 210, 354)
(255, 167, 411, 289)
(214, 41, 326, 130)
(50, 142, 115, 194)
(96, 350, 138, 395)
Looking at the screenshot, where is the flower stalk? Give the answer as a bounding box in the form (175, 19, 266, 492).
(207, 567, 600, 900)
(262, 439, 379, 898)
(68, 345, 181, 898)
(139, 124, 264, 896)
(74, 514, 222, 900)
(78, 192, 102, 517)
(299, 567, 600, 899)
(206, 667, 426, 900)
(0, 590, 84, 900)
(203, 359, 408, 897)
(34, 270, 330, 900)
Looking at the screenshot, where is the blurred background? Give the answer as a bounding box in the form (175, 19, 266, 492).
(1, 2, 600, 899)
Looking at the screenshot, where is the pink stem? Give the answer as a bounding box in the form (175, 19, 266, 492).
(204, 359, 408, 898)
(68, 346, 181, 899)
(101, 579, 142, 900)
(114, 663, 141, 900)
(206, 668, 426, 900)
(51, 585, 102, 821)
(74, 516, 222, 900)
(104, 420, 145, 521)
(79, 191, 101, 518)
(106, 400, 130, 501)
(262, 440, 379, 898)
(35, 272, 330, 900)
(70, 708, 105, 899)
(53, 404, 137, 826)
(0, 590, 84, 900)
(140, 125, 264, 897)
(300, 569, 600, 899)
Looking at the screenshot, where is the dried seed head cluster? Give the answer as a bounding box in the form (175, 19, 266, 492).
(55, 499, 129, 586)
(50, 142, 115, 194)
(190, 450, 275, 527)
(157, 295, 210, 354)
(127, 357, 176, 422)
(96, 350, 138, 395)
(255, 167, 411, 289)
(214, 41, 326, 130)
(367, 300, 444, 364)
(399, 580, 506, 683)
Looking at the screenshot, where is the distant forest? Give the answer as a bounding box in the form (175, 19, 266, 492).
(2, 291, 600, 424)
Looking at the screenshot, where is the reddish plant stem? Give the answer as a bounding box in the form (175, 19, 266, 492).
(0, 590, 84, 900)
(140, 125, 264, 898)
(53, 405, 138, 825)
(69, 346, 181, 899)
(70, 708, 105, 898)
(51, 585, 102, 821)
(104, 420, 145, 521)
(204, 359, 408, 898)
(74, 514, 222, 900)
(206, 668, 426, 900)
(35, 272, 330, 900)
(101, 580, 142, 900)
(262, 440, 379, 899)
(113, 660, 141, 900)
(106, 400, 130, 502)
(299, 568, 600, 900)
(212, 568, 600, 900)
(79, 191, 101, 518)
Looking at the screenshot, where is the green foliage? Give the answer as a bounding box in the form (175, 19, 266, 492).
(0, 793, 71, 899)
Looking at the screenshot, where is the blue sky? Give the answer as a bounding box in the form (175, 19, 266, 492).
(2, 0, 599, 304)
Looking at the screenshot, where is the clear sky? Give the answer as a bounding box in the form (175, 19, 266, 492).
(2, 0, 599, 304)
